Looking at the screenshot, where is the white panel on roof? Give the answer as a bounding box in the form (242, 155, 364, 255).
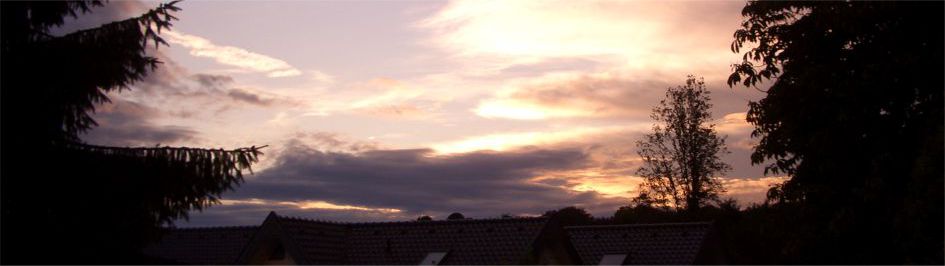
(418, 251, 449, 265)
(599, 254, 628, 265)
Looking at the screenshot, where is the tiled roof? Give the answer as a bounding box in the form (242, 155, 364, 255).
(565, 222, 712, 265)
(142, 226, 258, 265)
(144, 214, 716, 265)
(342, 217, 549, 264)
(275, 216, 347, 264)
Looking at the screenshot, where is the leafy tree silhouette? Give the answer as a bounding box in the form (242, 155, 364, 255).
(729, 1, 943, 264)
(633, 76, 731, 213)
(1, 1, 264, 263)
(542, 206, 593, 226)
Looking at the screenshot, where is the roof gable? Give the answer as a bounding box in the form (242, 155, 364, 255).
(236, 211, 346, 265)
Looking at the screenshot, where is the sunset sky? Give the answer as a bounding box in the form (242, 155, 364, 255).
(65, 0, 784, 226)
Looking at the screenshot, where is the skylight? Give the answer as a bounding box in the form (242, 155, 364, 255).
(418, 251, 449, 265)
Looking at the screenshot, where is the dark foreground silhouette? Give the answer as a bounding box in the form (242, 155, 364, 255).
(1, 1, 262, 263)
(1, 1, 941, 264)
(728, 2, 944, 264)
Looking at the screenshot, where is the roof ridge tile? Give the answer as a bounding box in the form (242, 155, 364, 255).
(565, 221, 712, 230)
(165, 225, 260, 231)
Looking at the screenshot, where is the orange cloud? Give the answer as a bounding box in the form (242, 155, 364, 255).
(430, 125, 645, 154)
(716, 112, 753, 134)
(473, 73, 668, 120)
(721, 176, 789, 205)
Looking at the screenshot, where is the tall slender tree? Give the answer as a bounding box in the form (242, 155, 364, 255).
(1, 1, 264, 263)
(634, 76, 731, 213)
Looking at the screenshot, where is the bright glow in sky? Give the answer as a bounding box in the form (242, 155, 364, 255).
(76, 0, 779, 225)
(221, 198, 402, 214)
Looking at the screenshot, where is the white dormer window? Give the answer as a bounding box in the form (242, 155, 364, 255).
(418, 251, 449, 265)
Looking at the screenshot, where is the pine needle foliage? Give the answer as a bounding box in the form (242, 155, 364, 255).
(1, 1, 265, 263)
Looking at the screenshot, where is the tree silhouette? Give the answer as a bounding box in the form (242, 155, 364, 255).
(729, 1, 943, 263)
(1, 1, 264, 263)
(634, 76, 731, 213)
(542, 206, 593, 226)
(612, 203, 672, 224)
(447, 212, 466, 220)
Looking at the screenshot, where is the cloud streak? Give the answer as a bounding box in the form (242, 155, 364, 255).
(227, 88, 276, 106)
(474, 74, 669, 120)
(81, 99, 197, 146)
(219, 198, 402, 214)
(472, 72, 762, 122)
(118, 51, 297, 115)
(430, 125, 644, 154)
(164, 30, 302, 77)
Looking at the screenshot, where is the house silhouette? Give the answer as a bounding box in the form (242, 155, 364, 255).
(142, 211, 725, 265)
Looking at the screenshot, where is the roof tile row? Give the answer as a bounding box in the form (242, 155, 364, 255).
(143, 213, 715, 265)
